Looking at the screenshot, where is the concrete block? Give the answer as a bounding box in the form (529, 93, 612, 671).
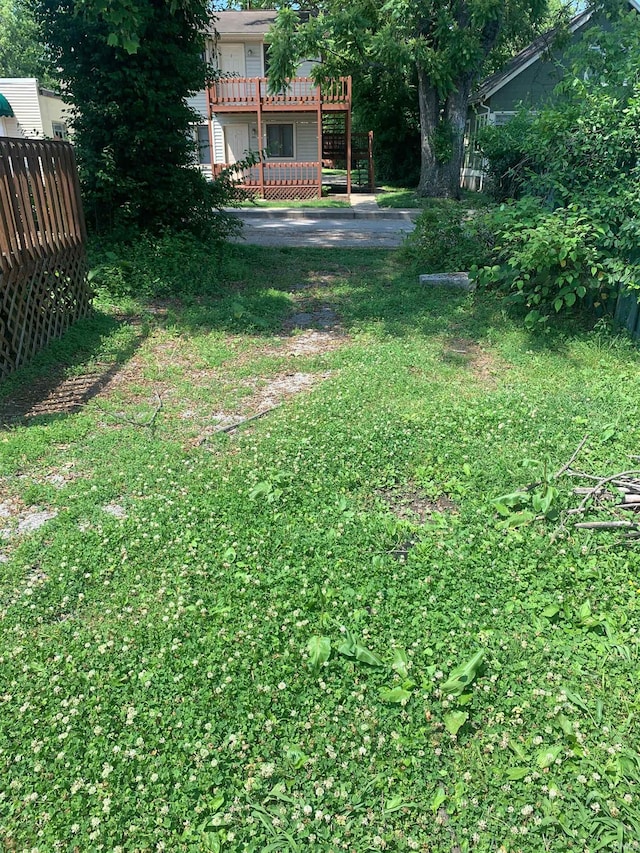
(418, 272, 474, 291)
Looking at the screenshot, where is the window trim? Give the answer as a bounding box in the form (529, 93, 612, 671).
(194, 123, 211, 166)
(51, 121, 68, 141)
(266, 123, 294, 159)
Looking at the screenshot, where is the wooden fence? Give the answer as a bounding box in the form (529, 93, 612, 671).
(0, 138, 90, 380)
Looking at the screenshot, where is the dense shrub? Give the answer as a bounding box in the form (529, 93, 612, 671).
(473, 12, 640, 325)
(36, 0, 248, 241)
(472, 199, 640, 327)
(476, 110, 535, 202)
(90, 230, 229, 300)
(402, 201, 493, 272)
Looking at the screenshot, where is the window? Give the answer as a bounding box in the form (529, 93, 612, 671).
(266, 124, 293, 158)
(196, 124, 211, 165)
(51, 121, 68, 140)
(492, 112, 516, 127)
(263, 44, 271, 75)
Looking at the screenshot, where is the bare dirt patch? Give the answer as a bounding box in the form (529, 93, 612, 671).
(283, 330, 347, 356)
(0, 368, 120, 422)
(379, 484, 457, 525)
(195, 370, 331, 445)
(0, 497, 58, 563)
(442, 337, 503, 384)
(288, 271, 341, 292)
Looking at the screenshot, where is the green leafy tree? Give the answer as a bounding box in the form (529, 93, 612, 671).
(266, 0, 563, 198)
(35, 0, 237, 238)
(0, 0, 52, 83)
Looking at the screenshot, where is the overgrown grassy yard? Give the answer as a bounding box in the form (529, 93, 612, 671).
(2, 245, 640, 852)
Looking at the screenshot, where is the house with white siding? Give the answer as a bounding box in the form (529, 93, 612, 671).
(0, 78, 69, 141)
(188, 11, 353, 199)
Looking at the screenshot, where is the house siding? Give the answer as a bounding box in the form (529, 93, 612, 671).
(187, 91, 208, 121)
(489, 50, 566, 111)
(0, 78, 44, 138)
(38, 91, 69, 137)
(212, 115, 225, 164)
(261, 115, 317, 161)
(297, 59, 318, 77)
(244, 45, 263, 77)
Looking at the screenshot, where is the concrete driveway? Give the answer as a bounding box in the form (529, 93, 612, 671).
(229, 201, 418, 249)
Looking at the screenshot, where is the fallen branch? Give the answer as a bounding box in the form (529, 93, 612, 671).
(555, 435, 589, 478)
(95, 392, 163, 429)
(197, 405, 280, 445)
(575, 520, 638, 530)
(215, 406, 280, 434)
(577, 470, 640, 512)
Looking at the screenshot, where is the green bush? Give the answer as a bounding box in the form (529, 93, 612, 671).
(471, 199, 640, 327)
(90, 230, 228, 300)
(477, 110, 535, 202)
(473, 14, 640, 326)
(402, 201, 493, 272)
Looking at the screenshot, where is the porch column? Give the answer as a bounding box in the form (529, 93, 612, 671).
(316, 85, 323, 199)
(346, 108, 352, 197)
(256, 78, 265, 199)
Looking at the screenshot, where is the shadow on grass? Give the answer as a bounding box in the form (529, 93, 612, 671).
(0, 243, 601, 429)
(0, 310, 149, 425)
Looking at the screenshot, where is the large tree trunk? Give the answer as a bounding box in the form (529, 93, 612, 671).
(416, 64, 473, 199)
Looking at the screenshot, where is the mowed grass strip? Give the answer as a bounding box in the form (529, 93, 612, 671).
(1, 244, 640, 852)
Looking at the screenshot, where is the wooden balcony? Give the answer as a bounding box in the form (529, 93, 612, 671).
(209, 77, 351, 113)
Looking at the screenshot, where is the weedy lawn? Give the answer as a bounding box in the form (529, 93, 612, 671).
(1, 245, 640, 852)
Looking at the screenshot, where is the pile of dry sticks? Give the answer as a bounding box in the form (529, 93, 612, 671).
(562, 437, 640, 539)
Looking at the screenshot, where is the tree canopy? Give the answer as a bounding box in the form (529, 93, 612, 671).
(266, 0, 579, 197)
(34, 0, 236, 238)
(0, 0, 53, 84)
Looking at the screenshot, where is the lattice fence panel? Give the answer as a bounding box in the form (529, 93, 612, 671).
(263, 186, 321, 200)
(0, 138, 90, 380)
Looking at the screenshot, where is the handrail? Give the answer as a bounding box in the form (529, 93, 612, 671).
(210, 76, 351, 107)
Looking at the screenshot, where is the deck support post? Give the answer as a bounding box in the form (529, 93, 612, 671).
(346, 108, 352, 198)
(206, 82, 215, 182)
(256, 78, 265, 199)
(316, 85, 323, 199)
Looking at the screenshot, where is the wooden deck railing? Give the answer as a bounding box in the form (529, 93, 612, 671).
(210, 77, 351, 109)
(0, 138, 90, 378)
(213, 161, 322, 199)
(214, 161, 320, 184)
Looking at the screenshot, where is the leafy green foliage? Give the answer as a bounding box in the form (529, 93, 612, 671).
(89, 230, 231, 299)
(475, 12, 640, 325)
(266, 0, 556, 198)
(0, 0, 52, 83)
(307, 636, 331, 674)
(472, 199, 632, 326)
(402, 201, 493, 272)
(477, 109, 536, 202)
